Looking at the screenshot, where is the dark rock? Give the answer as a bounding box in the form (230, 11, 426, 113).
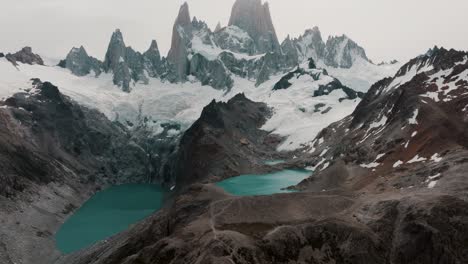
(188, 53, 234, 90)
(0, 79, 155, 197)
(324, 35, 369, 68)
(5, 47, 44, 66)
(168, 93, 274, 187)
(167, 2, 192, 81)
(62, 46, 102, 77)
(228, 0, 280, 54)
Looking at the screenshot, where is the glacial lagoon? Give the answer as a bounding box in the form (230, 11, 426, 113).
(216, 169, 311, 196)
(55, 184, 165, 254)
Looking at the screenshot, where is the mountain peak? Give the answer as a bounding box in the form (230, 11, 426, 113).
(103, 29, 127, 72)
(176, 2, 191, 27)
(228, 0, 279, 54)
(148, 40, 159, 51)
(167, 2, 194, 80)
(215, 22, 222, 32)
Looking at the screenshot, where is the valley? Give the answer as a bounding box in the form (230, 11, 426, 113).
(0, 0, 467, 263)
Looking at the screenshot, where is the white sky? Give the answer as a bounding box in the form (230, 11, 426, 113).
(0, 0, 467, 63)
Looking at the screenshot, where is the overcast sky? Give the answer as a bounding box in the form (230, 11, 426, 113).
(1, 0, 467, 63)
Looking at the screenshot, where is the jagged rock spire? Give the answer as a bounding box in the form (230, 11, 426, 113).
(214, 22, 222, 32)
(228, 0, 280, 54)
(103, 29, 127, 72)
(62, 45, 102, 77)
(167, 2, 193, 80)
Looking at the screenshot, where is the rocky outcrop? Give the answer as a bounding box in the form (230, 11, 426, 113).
(228, 0, 280, 54)
(5, 47, 44, 66)
(273, 59, 364, 100)
(286, 27, 326, 63)
(324, 35, 369, 68)
(167, 2, 193, 81)
(168, 93, 277, 187)
(98, 29, 178, 92)
(214, 22, 222, 32)
(285, 28, 370, 69)
(188, 53, 234, 90)
(59, 46, 102, 77)
(214, 25, 256, 55)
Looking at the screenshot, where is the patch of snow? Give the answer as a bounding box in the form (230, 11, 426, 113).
(430, 153, 442, 162)
(384, 61, 434, 93)
(404, 140, 410, 148)
(319, 148, 329, 157)
(411, 131, 418, 138)
(407, 155, 427, 164)
(360, 162, 380, 169)
(408, 109, 419, 125)
(428, 180, 438, 189)
(191, 35, 264, 61)
(321, 58, 401, 92)
(393, 160, 403, 168)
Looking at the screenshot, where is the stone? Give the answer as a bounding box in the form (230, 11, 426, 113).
(167, 2, 193, 81)
(61, 46, 102, 77)
(228, 0, 280, 54)
(5, 47, 44, 66)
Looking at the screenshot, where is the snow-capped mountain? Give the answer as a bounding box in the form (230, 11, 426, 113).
(298, 47, 468, 188)
(55, 0, 399, 93)
(52, 47, 468, 264)
(283, 27, 401, 92)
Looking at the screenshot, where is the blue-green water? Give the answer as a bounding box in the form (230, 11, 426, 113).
(216, 169, 311, 196)
(55, 184, 165, 254)
(264, 159, 286, 165)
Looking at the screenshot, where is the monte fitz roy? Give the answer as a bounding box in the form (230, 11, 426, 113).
(0, 0, 467, 264)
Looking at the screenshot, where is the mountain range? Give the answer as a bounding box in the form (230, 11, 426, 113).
(0, 0, 467, 263)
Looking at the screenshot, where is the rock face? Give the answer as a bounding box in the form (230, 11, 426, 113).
(5, 47, 44, 66)
(60, 30, 177, 92)
(324, 35, 369, 68)
(55, 48, 468, 264)
(214, 25, 256, 55)
(286, 27, 325, 63)
(284, 27, 370, 68)
(228, 0, 280, 54)
(164, 2, 295, 89)
(168, 93, 277, 187)
(167, 2, 192, 81)
(188, 53, 234, 90)
(0, 79, 155, 197)
(59, 46, 102, 77)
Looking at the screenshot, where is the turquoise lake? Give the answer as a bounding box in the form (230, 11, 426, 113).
(55, 184, 165, 254)
(216, 169, 312, 196)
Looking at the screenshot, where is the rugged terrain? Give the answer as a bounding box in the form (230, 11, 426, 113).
(0, 79, 179, 264)
(54, 48, 468, 264)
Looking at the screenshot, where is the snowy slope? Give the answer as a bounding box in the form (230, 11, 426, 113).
(0, 58, 359, 151)
(323, 58, 402, 92)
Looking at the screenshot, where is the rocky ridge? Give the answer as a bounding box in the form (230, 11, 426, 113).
(284, 27, 370, 68)
(61, 30, 177, 92)
(5, 47, 44, 66)
(59, 0, 387, 92)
